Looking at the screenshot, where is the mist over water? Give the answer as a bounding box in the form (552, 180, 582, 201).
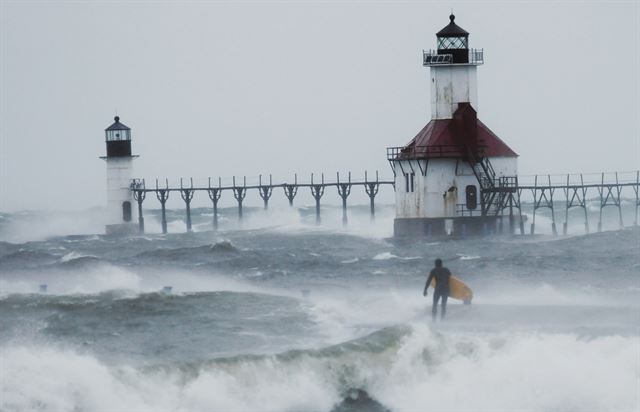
(1, 205, 638, 411)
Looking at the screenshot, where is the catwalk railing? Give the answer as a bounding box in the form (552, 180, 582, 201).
(129, 170, 639, 236)
(422, 49, 484, 66)
(130, 172, 394, 234)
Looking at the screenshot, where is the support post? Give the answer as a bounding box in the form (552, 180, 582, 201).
(598, 172, 605, 232)
(258, 174, 273, 210)
(310, 173, 325, 224)
(582, 174, 589, 234)
(530, 176, 537, 235)
(180, 177, 195, 232)
(634, 171, 639, 227)
(364, 171, 380, 221)
(616, 172, 623, 229)
(155, 179, 170, 234)
(563, 174, 570, 236)
(207, 177, 222, 230)
(508, 194, 515, 235)
(284, 174, 298, 207)
(516, 184, 525, 236)
(337, 172, 352, 226)
(563, 173, 590, 235)
(597, 172, 624, 232)
(233, 176, 247, 221)
(132, 179, 146, 233)
(531, 175, 556, 235)
(548, 175, 557, 236)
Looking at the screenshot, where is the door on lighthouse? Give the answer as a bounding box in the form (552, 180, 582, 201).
(465, 185, 477, 210)
(122, 201, 132, 222)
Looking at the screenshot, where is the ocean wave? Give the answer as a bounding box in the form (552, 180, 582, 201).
(134, 240, 240, 260)
(0, 240, 20, 257)
(0, 249, 58, 269)
(1, 325, 636, 412)
(60, 251, 96, 263)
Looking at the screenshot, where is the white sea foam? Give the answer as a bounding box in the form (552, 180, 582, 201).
(0, 209, 106, 243)
(372, 252, 397, 260)
(1, 326, 636, 412)
(375, 326, 638, 412)
(372, 252, 420, 261)
(60, 251, 96, 262)
(457, 254, 480, 260)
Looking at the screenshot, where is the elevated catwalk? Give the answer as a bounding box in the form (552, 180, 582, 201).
(126, 171, 639, 236)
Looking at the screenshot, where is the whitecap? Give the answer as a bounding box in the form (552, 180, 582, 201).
(372, 252, 397, 260)
(373, 252, 420, 261)
(60, 251, 96, 263)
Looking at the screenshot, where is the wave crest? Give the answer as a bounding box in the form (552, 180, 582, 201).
(2, 325, 635, 411)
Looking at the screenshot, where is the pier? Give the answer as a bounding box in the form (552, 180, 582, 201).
(131, 172, 392, 234)
(128, 170, 639, 236)
(518, 171, 639, 236)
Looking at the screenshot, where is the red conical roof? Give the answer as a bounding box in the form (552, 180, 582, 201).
(403, 105, 517, 158)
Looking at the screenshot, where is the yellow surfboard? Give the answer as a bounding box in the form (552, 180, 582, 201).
(430, 275, 473, 304)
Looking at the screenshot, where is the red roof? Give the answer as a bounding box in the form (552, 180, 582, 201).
(403, 104, 517, 158)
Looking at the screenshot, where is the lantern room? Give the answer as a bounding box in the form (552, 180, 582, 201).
(105, 116, 132, 157)
(436, 14, 469, 63)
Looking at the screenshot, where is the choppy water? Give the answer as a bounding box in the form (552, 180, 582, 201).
(1, 206, 639, 411)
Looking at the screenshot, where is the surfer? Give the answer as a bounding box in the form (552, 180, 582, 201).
(423, 258, 451, 320)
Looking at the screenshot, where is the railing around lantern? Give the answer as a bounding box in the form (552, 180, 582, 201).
(422, 48, 484, 66)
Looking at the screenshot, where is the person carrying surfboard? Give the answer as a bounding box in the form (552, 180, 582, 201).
(423, 258, 451, 320)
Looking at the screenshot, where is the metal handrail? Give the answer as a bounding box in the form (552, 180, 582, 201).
(456, 203, 481, 217)
(387, 145, 488, 161)
(422, 48, 484, 66)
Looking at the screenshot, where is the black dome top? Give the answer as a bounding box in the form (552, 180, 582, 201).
(105, 116, 131, 131)
(436, 14, 469, 37)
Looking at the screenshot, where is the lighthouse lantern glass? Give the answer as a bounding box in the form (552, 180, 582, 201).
(438, 36, 468, 50)
(106, 129, 131, 142)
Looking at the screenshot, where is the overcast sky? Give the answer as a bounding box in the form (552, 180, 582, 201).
(1, 1, 638, 211)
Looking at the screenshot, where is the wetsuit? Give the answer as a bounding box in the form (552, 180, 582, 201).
(424, 267, 451, 319)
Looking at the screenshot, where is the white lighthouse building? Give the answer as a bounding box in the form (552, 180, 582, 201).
(388, 14, 519, 236)
(101, 116, 138, 234)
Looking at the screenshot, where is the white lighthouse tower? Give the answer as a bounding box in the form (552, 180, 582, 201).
(101, 116, 138, 234)
(388, 14, 519, 236)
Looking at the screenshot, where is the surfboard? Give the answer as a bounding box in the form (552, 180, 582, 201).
(430, 275, 473, 304)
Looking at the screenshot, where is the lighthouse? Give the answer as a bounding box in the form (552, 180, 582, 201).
(388, 14, 519, 237)
(101, 116, 138, 234)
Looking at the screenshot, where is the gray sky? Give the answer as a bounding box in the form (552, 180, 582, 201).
(1, 1, 638, 212)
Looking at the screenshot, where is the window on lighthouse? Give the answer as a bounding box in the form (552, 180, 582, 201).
(106, 129, 131, 141)
(438, 36, 468, 49)
(404, 173, 415, 193)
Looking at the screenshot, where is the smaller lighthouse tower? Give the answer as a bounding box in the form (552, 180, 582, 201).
(101, 116, 137, 234)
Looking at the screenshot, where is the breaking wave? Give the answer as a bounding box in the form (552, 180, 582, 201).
(1, 324, 636, 412)
(134, 240, 241, 260)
